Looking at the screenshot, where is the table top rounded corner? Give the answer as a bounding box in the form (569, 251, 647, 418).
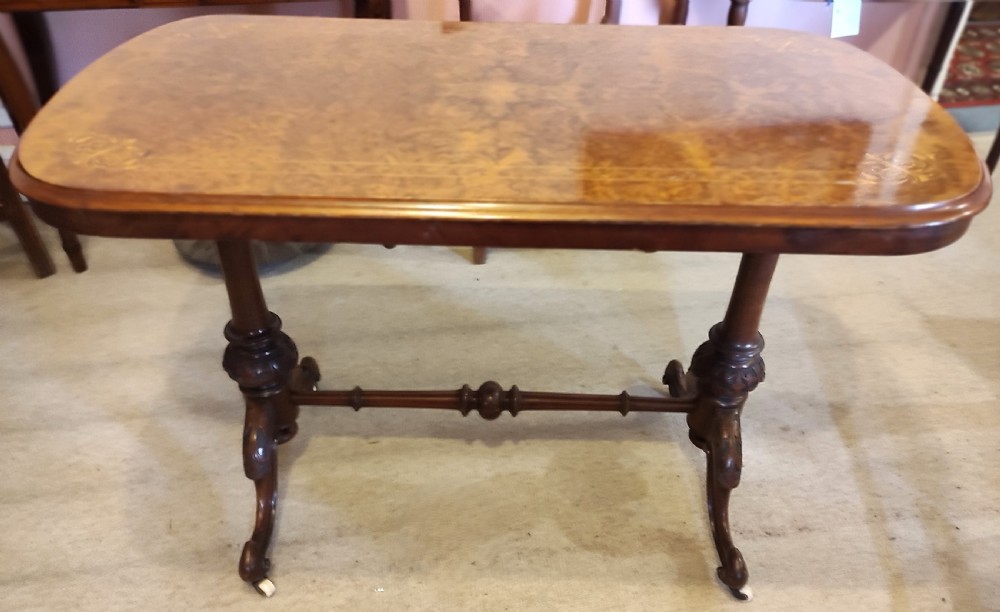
(12, 14, 992, 247)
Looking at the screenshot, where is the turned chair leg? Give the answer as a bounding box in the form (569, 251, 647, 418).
(684, 253, 778, 600)
(57, 227, 87, 272)
(217, 240, 313, 597)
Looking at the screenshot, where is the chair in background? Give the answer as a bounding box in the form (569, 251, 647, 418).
(5, 1, 391, 102)
(0, 161, 55, 276)
(0, 0, 391, 276)
(919, 2, 999, 173)
(0, 29, 82, 276)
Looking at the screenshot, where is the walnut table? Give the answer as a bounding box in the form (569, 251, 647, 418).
(11, 15, 991, 600)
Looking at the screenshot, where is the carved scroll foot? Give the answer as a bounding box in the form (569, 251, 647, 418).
(290, 356, 321, 394)
(686, 322, 764, 601)
(663, 359, 696, 398)
(222, 312, 299, 596)
(238, 395, 279, 593)
(702, 407, 751, 599)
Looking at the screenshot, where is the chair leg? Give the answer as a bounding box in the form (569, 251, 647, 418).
(1, 160, 54, 278)
(57, 227, 87, 273)
(2, 17, 87, 274)
(355, 0, 392, 18)
(987, 121, 999, 174)
(727, 0, 750, 26)
(472, 246, 488, 265)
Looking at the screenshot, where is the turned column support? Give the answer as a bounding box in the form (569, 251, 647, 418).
(685, 253, 777, 600)
(217, 240, 304, 597)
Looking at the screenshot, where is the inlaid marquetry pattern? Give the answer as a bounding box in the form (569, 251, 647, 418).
(857, 152, 938, 186)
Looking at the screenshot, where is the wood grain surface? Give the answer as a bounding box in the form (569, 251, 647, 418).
(12, 15, 991, 251)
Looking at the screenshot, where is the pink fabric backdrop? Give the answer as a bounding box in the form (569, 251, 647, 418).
(35, 1, 945, 91)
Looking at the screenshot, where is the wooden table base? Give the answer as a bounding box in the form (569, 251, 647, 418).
(216, 240, 777, 600)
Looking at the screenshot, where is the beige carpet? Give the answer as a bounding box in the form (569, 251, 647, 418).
(1, 138, 997, 611)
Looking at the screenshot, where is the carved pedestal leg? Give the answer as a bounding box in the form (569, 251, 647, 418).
(685, 253, 777, 600)
(218, 241, 302, 597)
(236, 393, 279, 594)
(687, 325, 762, 599)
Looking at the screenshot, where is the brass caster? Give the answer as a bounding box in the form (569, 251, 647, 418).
(254, 578, 276, 598)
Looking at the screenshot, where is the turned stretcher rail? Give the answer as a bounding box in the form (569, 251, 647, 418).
(290, 381, 696, 419)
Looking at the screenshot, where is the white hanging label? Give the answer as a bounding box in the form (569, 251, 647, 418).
(830, 0, 862, 39)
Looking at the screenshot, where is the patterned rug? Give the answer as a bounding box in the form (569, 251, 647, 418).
(939, 20, 1000, 108)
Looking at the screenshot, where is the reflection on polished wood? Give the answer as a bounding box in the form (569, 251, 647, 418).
(13, 16, 988, 254)
(9, 15, 992, 600)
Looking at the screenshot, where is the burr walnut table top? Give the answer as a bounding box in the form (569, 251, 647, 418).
(12, 15, 991, 254)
